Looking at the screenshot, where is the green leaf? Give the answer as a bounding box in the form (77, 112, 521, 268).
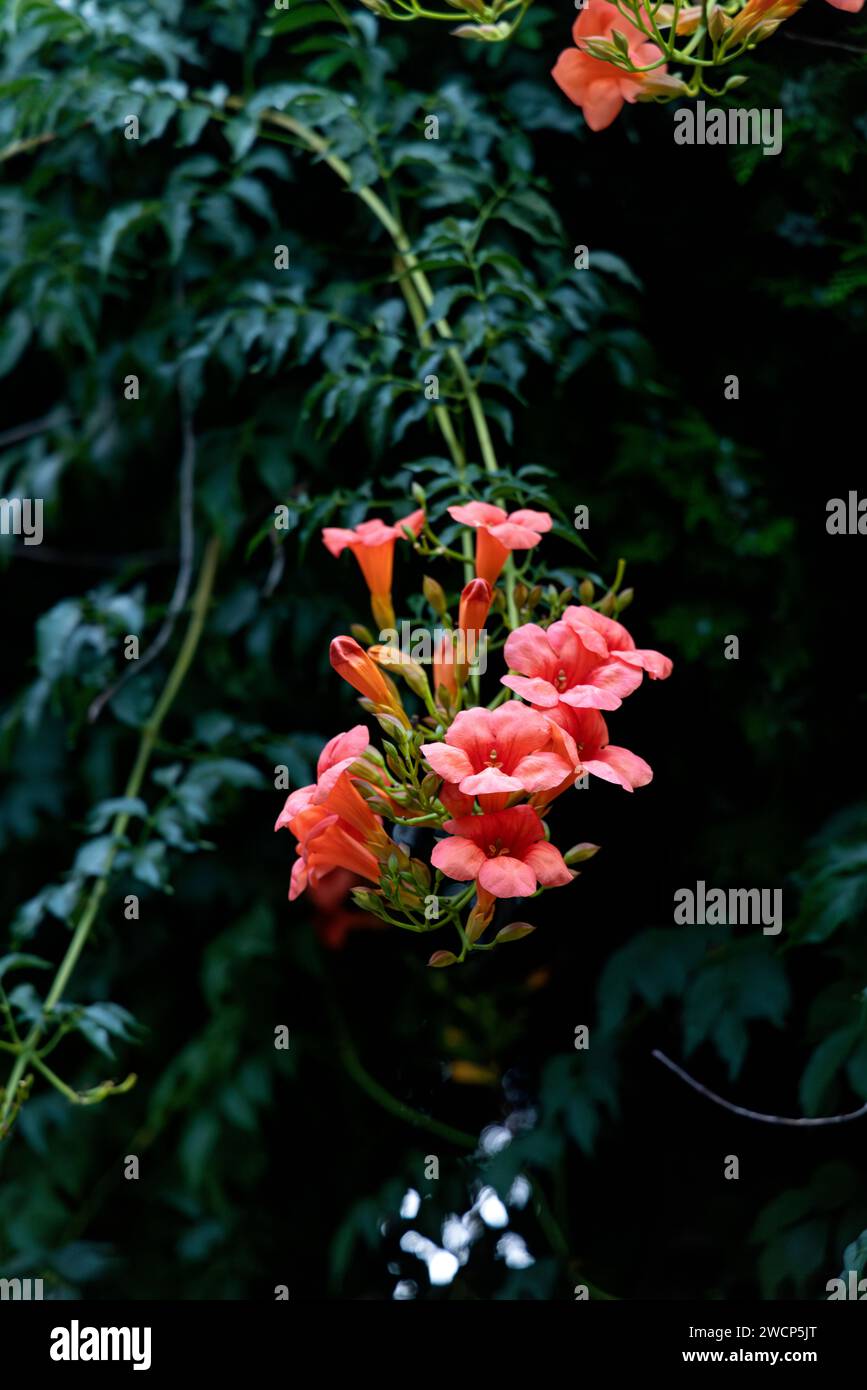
(799, 1027, 858, 1117)
(98, 202, 160, 275)
(0, 954, 52, 985)
(86, 798, 149, 834)
(0, 310, 31, 376)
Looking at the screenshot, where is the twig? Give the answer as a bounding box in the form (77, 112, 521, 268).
(0, 409, 69, 449)
(8, 546, 175, 569)
(0, 538, 220, 1134)
(784, 32, 867, 57)
(652, 1049, 867, 1127)
(87, 362, 197, 722)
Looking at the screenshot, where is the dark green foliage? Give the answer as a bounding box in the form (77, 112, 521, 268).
(2, 0, 867, 1300)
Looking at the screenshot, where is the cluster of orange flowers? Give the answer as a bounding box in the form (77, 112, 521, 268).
(275, 498, 672, 965)
(552, 0, 862, 131)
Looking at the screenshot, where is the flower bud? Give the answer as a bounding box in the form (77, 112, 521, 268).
(708, 5, 731, 41)
(350, 622, 375, 645)
(615, 587, 634, 614)
(428, 950, 458, 967)
(494, 922, 536, 944)
(578, 578, 595, 604)
(564, 842, 600, 865)
(369, 644, 432, 703)
(423, 575, 447, 617)
(351, 887, 382, 911)
(331, 636, 410, 725)
(597, 591, 617, 616)
(420, 771, 441, 802)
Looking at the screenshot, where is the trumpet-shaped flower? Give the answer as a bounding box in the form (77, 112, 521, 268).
(275, 725, 394, 900)
(330, 635, 410, 725)
(561, 605, 673, 682)
(552, 1, 685, 133)
(537, 707, 653, 798)
(420, 703, 576, 813)
(431, 805, 573, 898)
(322, 509, 425, 629)
(447, 502, 552, 586)
(502, 618, 642, 714)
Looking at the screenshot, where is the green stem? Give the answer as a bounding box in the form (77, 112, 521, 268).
(0, 537, 220, 1128)
(334, 1014, 477, 1149)
(221, 102, 506, 536)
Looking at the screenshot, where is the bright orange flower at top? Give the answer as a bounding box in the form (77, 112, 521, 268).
(552, 0, 686, 132)
(322, 509, 425, 631)
(447, 502, 552, 586)
(330, 636, 411, 726)
(725, 0, 803, 44)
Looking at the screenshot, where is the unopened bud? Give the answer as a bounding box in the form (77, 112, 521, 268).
(493, 921, 536, 944)
(423, 575, 447, 617)
(421, 771, 441, 801)
(351, 887, 382, 911)
(615, 587, 634, 614)
(514, 582, 528, 609)
(369, 644, 432, 703)
(708, 5, 730, 41)
(578, 578, 595, 604)
(376, 711, 410, 742)
(564, 842, 600, 865)
(410, 857, 432, 891)
(351, 623, 375, 645)
(598, 591, 617, 616)
(428, 950, 458, 967)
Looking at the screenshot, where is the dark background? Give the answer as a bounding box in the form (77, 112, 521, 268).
(1, 0, 866, 1300)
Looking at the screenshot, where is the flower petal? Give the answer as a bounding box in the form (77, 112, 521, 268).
(447, 501, 507, 529)
(460, 767, 525, 796)
(583, 746, 653, 790)
(501, 675, 561, 707)
(431, 834, 487, 881)
(478, 856, 537, 898)
(419, 742, 475, 783)
(524, 840, 573, 887)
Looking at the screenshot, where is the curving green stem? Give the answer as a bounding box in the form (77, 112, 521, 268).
(219, 97, 520, 630)
(0, 537, 220, 1131)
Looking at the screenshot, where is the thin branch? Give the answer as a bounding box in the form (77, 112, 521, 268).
(784, 32, 867, 57)
(8, 546, 175, 569)
(1, 538, 220, 1135)
(0, 409, 69, 450)
(652, 1049, 867, 1127)
(87, 362, 197, 723)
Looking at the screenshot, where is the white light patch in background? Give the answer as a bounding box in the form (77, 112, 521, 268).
(476, 1186, 509, 1229)
(479, 1124, 512, 1155)
(400, 1188, 421, 1220)
(507, 1175, 531, 1209)
(496, 1233, 535, 1270)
